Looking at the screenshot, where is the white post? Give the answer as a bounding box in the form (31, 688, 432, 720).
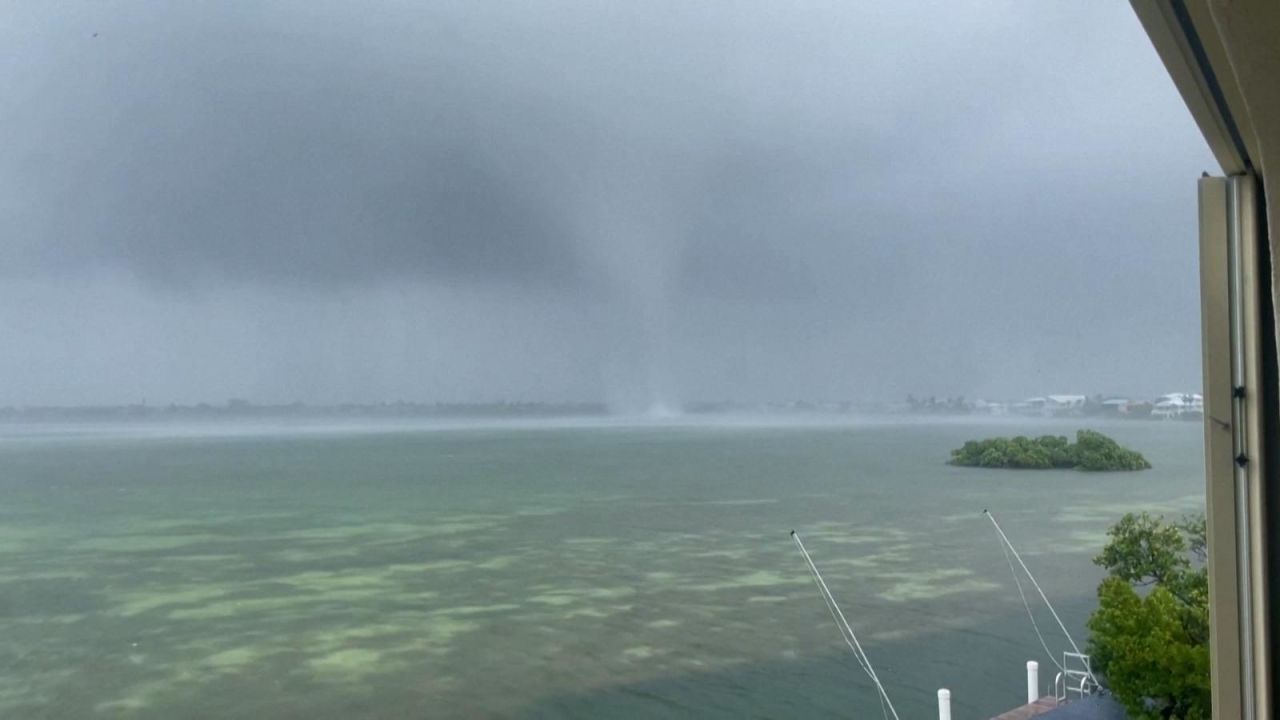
(937, 688, 951, 720)
(1027, 661, 1039, 703)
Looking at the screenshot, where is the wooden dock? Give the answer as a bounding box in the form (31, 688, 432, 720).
(990, 696, 1058, 719)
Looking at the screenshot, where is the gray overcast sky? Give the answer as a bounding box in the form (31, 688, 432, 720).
(0, 1, 1217, 408)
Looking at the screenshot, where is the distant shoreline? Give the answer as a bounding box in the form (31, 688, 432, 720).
(0, 401, 1204, 426)
(0, 401, 610, 424)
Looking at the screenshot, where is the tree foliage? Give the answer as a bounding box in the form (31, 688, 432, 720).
(948, 430, 1151, 471)
(1087, 512, 1209, 719)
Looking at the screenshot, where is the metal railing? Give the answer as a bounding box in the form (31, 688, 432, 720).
(1053, 652, 1097, 703)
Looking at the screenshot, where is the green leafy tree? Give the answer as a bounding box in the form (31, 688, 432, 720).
(1074, 430, 1152, 471)
(1087, 512, 1209, 719)
(948, 430, 1150, 471)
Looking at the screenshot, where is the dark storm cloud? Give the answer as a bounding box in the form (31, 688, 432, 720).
(0, 1, 1218, 405)
(1, 0, 1032, 294)
(6, 0, 595, 289)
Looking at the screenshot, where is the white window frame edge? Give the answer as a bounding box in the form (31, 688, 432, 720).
(1201, 173, 1269, 720)
(1134, 1, 1272, 718)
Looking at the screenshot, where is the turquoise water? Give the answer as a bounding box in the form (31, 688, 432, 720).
(0, 418, 1204, 718)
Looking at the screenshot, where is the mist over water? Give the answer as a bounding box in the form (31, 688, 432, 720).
(0, 418, 1203, 719)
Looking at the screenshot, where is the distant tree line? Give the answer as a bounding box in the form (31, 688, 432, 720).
(0, 400, 610, 423)
(906, 394, 1177, 419)
(906, 395, 973, 413)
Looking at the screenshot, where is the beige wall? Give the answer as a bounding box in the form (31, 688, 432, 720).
(1132, 2, 1280, 717)
(1206, 0, 1279, 342)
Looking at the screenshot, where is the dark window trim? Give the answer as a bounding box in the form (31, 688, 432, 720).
(1170, 0, 1255, 173)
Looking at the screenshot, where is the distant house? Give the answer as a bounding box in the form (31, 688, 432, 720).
(1010, 395, 1085, 417)
(1100, 397, 1130, 415)
(1126, 400, 1154, 418)
(1046, 395, 1087, 416)
(1013, 397, 1049, 416)
(1152, 392, 1204, 420)
(972, 399, 1009, 415)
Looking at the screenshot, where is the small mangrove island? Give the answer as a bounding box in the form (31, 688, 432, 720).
(949, 430, 1151, 471)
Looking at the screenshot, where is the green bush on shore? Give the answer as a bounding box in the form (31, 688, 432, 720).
(1087, 512, 1209, 719)
(949, 430, 1151, 471)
